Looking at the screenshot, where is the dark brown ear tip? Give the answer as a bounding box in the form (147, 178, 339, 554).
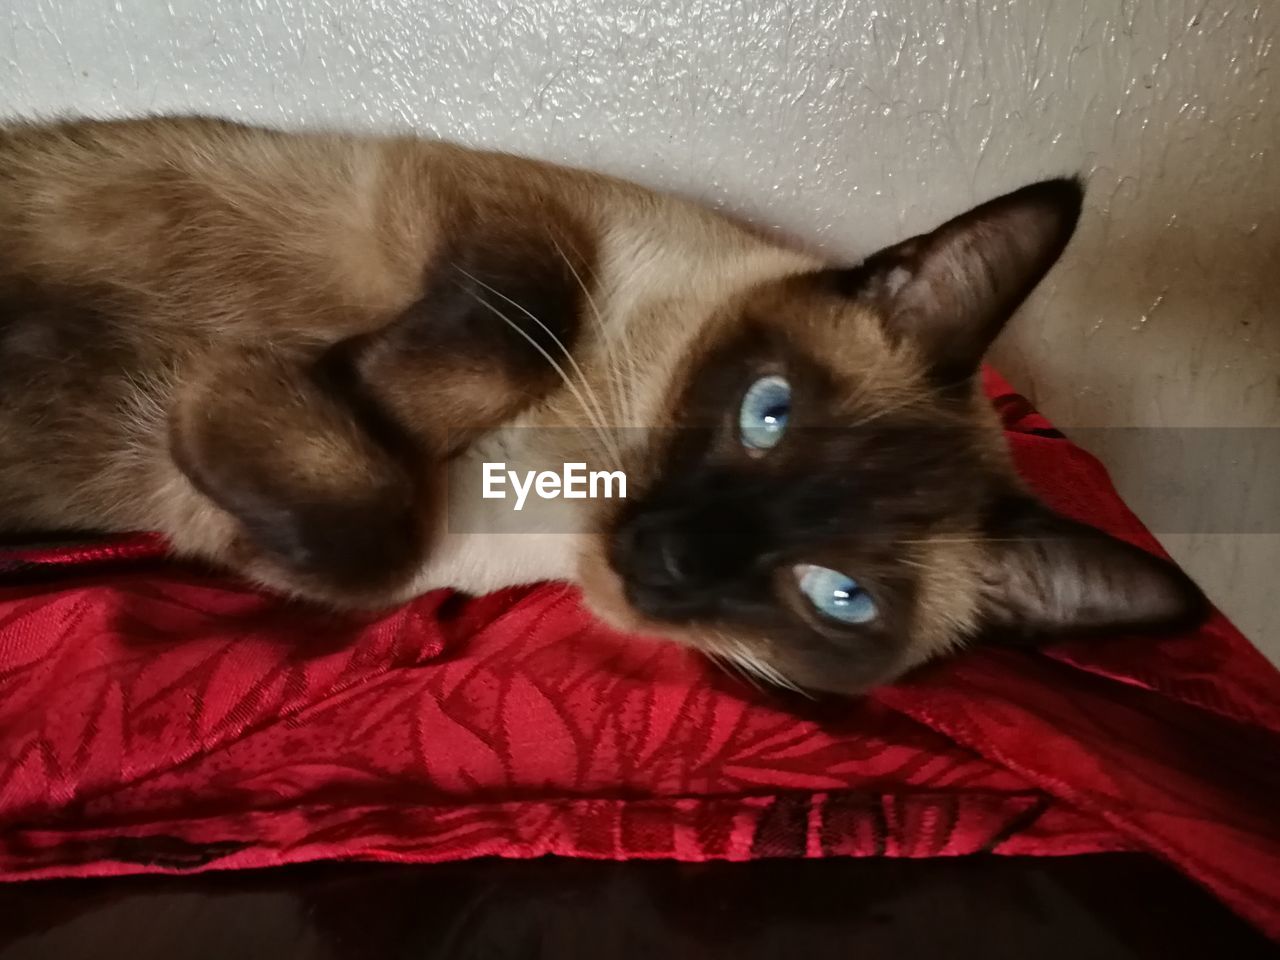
(1009, 176, 1085, 234)
(1073, 532, 1213, 634)
(1008, 175, 1085, 204)
(1160, 560, 1213, 630)
(1111, 535, 1211, 627)
(981, 494, 1216, 641)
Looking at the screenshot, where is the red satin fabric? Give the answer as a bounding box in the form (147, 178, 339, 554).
(1, 369, 1277, 938)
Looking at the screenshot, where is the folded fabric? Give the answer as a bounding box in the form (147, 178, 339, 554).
(1, 368, 1277, 939)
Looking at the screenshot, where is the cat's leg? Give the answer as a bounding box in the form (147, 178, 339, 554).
(161, 185, 602, 605)
(166, 230, 594, 607)
(167, 344, 444, 607)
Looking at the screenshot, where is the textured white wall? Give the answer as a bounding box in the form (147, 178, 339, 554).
(3, 1, 1277, 652)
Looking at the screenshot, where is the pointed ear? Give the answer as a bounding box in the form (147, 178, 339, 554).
(980, 497, 1208, 644)
(830, 179, 1083, 379)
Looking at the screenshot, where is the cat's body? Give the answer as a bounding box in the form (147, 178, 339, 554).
(0, 116, 1206, 693)
(0, 118, 808, 592)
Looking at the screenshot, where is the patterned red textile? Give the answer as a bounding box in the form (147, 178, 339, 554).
(1, 369, 1278, 939)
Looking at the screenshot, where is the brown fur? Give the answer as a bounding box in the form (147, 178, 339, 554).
(0, 116, 607, 593)
(0, 116, 1206, 694)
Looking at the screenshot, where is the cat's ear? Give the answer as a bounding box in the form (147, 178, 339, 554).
(830, 179, 1083, 379)
(978, 496, 1208, 644)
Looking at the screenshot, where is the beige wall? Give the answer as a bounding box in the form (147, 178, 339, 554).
(3, 0, 1276, 655)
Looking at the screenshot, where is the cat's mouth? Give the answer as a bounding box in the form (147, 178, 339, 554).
(575, 512, 910, 698)
(577, 518, 687, 635)
(606, 503, 778, 623)
(577, 505, 735, 638)
(608, 509, 712, 623)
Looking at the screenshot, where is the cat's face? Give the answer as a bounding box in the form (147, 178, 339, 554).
(579, 180, 1206, 695)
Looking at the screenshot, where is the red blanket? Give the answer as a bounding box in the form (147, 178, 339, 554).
(1, 369, 1278, 939)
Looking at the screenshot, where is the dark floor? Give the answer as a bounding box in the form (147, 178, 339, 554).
(0, 854, 1275, 960)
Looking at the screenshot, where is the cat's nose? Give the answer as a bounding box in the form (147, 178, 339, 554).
(612, 511, 716, 623)
(614, 510, 690, 591)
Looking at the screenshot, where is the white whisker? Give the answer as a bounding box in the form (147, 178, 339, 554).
(889, 536, 1040, 546)
(547, 234, 637, 431)
(454, 268, 623, 471)
(845, 372, 972, 431)
(710, 633, 810, 697)
(706, 649, 764, 692)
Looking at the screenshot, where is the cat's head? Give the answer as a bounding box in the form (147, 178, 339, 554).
(579, 179, 1207, 694)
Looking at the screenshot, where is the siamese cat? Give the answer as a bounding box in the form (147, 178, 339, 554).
(0, 116, 1205, 694)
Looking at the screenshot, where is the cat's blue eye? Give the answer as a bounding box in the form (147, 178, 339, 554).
(794, 564, 878, 626)
(738, 375, 791, 452)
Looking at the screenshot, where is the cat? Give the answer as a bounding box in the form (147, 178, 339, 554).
(0, 116, 1206, 694)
